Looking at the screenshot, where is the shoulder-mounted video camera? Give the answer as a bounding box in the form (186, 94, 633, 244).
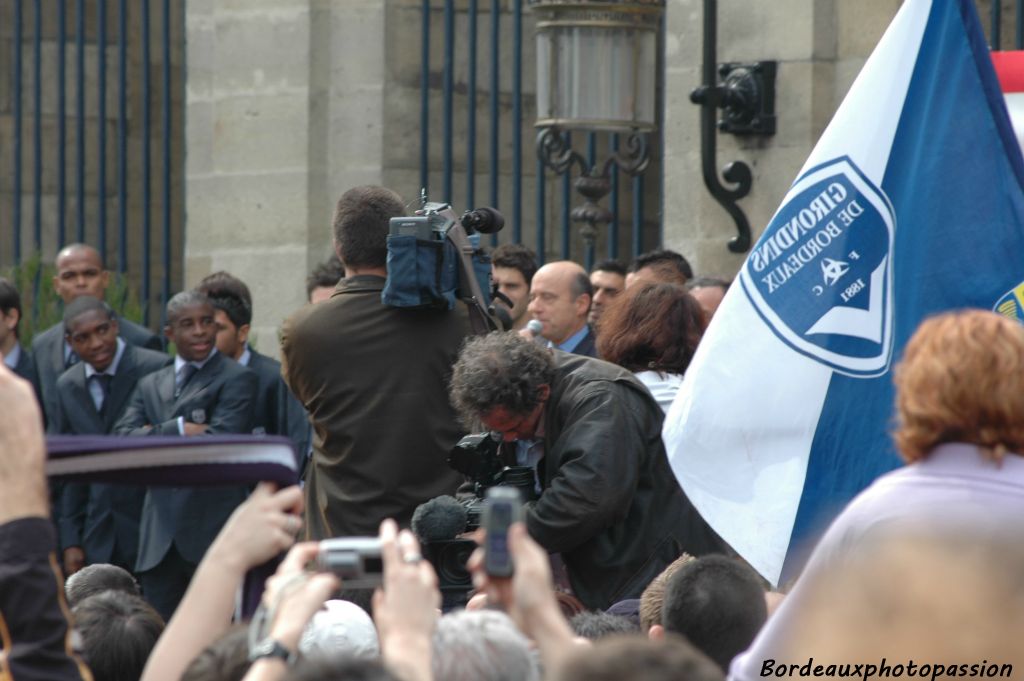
(384, 192, 508, 333)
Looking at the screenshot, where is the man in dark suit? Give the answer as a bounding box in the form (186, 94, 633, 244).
(281, 185, 471, 540)
(114, 290, 257, 620)
(525, 260, 598, 358)
(33, 244, 162, 427)
(196, 271, 310, 461)
(52, 297, 171, 577)
(0, 277, 41, 399)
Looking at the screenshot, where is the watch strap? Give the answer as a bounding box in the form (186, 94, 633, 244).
(249, 638, 295, 665)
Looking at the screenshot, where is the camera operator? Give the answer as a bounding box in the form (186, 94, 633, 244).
(449, 332, 729, 610)
(281, 185, 472, 539)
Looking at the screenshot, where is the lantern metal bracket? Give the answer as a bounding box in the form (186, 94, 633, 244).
(689, 0, 776, 253)
(536, 127, 650, 261)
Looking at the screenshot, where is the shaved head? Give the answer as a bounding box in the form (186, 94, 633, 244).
(53, 244, 109, 305)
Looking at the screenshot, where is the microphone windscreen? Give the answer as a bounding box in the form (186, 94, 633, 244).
(526, 319, 544, 336)
(411, 495, 468, 542)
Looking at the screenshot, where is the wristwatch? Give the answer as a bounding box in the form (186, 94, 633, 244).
(248, 638, 296, 665)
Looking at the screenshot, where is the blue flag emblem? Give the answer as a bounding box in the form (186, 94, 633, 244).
(739, 157, 896, 377)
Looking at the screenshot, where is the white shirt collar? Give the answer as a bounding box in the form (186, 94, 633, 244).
(2, 342, 22, 369)
(238, 344, 252, 367)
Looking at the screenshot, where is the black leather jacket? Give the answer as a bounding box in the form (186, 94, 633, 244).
(522, 351, 730, 609)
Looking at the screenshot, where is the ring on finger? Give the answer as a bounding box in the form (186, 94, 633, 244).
(403, 552, 424, 564)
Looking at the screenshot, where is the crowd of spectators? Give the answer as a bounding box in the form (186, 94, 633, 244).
(1, 184, 1021, 681)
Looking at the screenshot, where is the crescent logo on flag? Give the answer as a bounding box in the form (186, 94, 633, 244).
(740, 156, 896, 377)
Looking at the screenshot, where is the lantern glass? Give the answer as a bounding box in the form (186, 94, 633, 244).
(536, 23, 657, 131)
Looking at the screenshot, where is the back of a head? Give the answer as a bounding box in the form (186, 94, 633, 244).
(557, 634, 724, 681)
(73, 590, 165, 681)
(306, 256, 345, 299)
(432, 609, 539, 681)
(661, 555, 767, 673)
(197, 271, 253, 308)
(639, 553, 695, 632)
(570, 611, 640, 640)
(332, 186, 405, 270)
(65, 563, 140, 608)
(181, 627, 251, 681)
(894, 309, 1024, 463)
(629, 250, 694, 284)
(596, 282, 704, 374)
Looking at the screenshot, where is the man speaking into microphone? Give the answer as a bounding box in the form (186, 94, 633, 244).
(449, 332, 728, 610)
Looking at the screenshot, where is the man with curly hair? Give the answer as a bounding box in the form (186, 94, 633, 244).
(449, 333, 728, 610)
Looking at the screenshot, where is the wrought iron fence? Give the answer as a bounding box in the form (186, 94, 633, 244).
(2, 0, 184, 327)
(415, 0, 664, 268)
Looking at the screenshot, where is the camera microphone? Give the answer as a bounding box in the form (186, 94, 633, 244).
(411, 495, 469, 543)
(460, 207, 505, 235)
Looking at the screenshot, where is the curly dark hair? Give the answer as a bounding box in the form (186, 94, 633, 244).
(449, 332, 556, 424)
(596, 282, 705, 374)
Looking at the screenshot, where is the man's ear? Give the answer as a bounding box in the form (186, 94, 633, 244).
(164, 325, 174, 343)
(576, 292, 592, 319)
(536, 383, 551, 403)
(648, 624, 665, 641)
(238, 323, 251, 345)
(99, 269, 111, 293)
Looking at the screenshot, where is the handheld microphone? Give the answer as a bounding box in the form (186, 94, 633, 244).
(525, 319, 544, 338)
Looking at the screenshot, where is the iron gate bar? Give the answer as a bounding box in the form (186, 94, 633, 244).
(162, 0, 173, 313)
(76, 0, 86, 242)
(584, 132, 597, 269)
(58, 0, 67, 247)
(513, 0, 524, 244)
(420, 0, 430, 195)
(993, 0, 1002, 50)
(467, 0, 478, 209)
(32, 0, 42, 255)
(443, 0, 454, 203)
(117, 0, 128, 273)
(536, 154, 546, 264)
(489, 0, 501, 246)
(609, 134, 619, 259)
(99, 0, 108, 259)
(632, 174, 644, 257)
(560, 132, 571, 259)
(142, 0, 152, 323)
(13, 0, 24, 262)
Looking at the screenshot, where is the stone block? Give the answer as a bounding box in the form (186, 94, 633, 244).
(211, 8, 310, 94)
(185, 100, 214, 175)
(665, 0, 703, 67)
(186, 170, 310, 250)
(718, 0, 818, 63)
(836, 0, 900, 59)
(330, 2, 387, 86)
(211, 94, 310, 173)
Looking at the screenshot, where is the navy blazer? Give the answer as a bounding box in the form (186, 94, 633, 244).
(246, 349, 310, 465)
(33, 316, 163, 428)
(54, 344, 171, 566)
(113, 350, 258, 571)
(11, 343, 42, 403)
(571, 325, 599, 358)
